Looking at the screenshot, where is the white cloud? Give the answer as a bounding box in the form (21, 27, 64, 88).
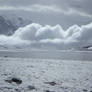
(68, 8, 92, 18)
(0, 5, 62, 13)
(0, 22, 92, 49)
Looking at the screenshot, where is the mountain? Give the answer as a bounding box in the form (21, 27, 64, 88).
(0, 15, 32, 35)
(82, 45, 92, 51)
(76, 45, 92, 51)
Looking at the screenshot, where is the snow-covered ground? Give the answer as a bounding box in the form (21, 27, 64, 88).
(0, 51, 92, 92)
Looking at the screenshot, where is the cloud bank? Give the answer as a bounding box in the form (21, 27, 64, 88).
(0, 23, 92, 50)
(0, 0, 92, 30)
(0, 5, 92, 18)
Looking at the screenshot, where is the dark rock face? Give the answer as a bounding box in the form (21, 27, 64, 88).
(11, 78, 22, 84)
(83, 89, 88, 92)
(0, 15, 32, 35)
(15, 88, 21, 92)
(44, 81, 57, 86)
(5, 77, 22, 85)
(83, 45, 92, 49)
(27, 85, 36, 90)
(45, 90, 55, 92)
(0, 16, 16, 35)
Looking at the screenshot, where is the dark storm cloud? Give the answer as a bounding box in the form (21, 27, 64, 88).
(0, 0, 91, 16)
(0, 0, 92, 29)
(0, 0, 92, 15)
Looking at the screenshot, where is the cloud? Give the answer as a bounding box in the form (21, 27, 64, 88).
(0, 5, 62, 13)
(0, 0, 92, 17)
(0, 0, 92, 29)
(0, 4, 92, 18)
(0, 22, 92, 50)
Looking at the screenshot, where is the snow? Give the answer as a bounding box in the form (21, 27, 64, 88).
(88, 47, 92, 50)
(0, 52, 92, 92)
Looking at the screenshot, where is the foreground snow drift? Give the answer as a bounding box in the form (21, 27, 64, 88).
(0, 57, 92, 92)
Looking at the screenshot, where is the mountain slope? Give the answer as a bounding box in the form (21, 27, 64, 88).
(0, 15, 32, 35)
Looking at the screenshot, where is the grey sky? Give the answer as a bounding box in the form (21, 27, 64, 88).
(0, 0, 92, 29)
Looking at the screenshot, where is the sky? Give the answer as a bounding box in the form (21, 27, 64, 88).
(0, 0, 92, 50)
(0, 0, 92, 29)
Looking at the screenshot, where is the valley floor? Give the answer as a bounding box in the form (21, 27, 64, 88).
(0, 57, 92, 92)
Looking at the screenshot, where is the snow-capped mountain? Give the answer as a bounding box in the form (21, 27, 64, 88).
(76, 45, 92, 51)
(0, 15, 32, 35)
(82, 45, 92, 51)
